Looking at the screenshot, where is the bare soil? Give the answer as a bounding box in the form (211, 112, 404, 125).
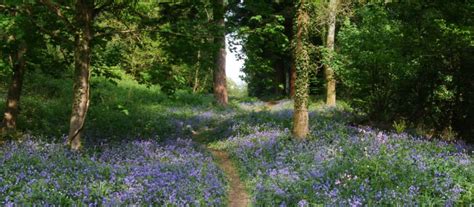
(208, 148, 250, 207)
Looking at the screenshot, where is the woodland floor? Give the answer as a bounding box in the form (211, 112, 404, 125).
(1, 94, 473, 206)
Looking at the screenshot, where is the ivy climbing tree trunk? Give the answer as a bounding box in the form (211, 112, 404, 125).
(2, 40, 27, 131)
(213, 0, 228, 106)
(67, 0, 94, 150)
(292, 0, 310, 140)
(325, 0, 337, 106)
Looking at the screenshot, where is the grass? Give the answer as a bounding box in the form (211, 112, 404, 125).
(0, 72, 217, 143)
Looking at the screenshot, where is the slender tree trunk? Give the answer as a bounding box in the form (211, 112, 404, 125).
(213, 0, 228, 106)
(293, 0, 310, 140)
(325, 0, 337, 106)
(67, 0, 93, 150)
(290, 62, 296, 98)
(193, 50, 201, 93)
(2, 40, 27, 131)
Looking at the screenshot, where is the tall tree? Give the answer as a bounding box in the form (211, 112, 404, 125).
(1, 3, 72, 132)
(67, 0, 94, 150)
(2, 39, 27, 131)
(212, 0, 228, 106)
(292, 0, 311, 139)
(324, 0, 337, 106)
(37, 0, 135, 149)
(0, 5, 32, 132)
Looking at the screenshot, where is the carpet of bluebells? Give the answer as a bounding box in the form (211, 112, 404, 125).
(1, 98, 473, 206)
(212, 100, 474, 206)
(0, 138, 226, 206)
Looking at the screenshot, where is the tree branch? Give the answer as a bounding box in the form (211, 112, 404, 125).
(94, 0, 114, 16)
(94, 28, 137, 38)
(37, 0, 75, 32)
(24, 6, 74, 45)
(0, 4, 19, 13)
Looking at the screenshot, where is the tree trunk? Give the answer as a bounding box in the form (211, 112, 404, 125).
(292, 0, 310, 140)
(2, 40, 27, 131)
(67, 0, 93, 150)
(290, 62, 296, 98)
(193, 50, 201, 93)
(325, 0, 337, 107)
(213, 0, 228, 106)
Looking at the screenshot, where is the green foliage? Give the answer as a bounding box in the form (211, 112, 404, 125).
(0, 68, 226, 142)
(227, 0, 295, 98)
(335, 1, 474, 141)
(149, 1, 217, 95)
(392, 119, 407, 134)
(227, 79, 247, 98)
(1, 5, 55, 79)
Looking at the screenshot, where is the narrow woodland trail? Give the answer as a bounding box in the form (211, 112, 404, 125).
(190, 101, 282, 206)
(191, 128, 250, 206)
(208, 148, 250, 207)
(205, 101, 278, 206)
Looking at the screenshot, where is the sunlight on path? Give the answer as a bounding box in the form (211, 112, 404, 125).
(208, 148, 250, 207)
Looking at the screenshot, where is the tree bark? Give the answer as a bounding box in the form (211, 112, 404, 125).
(325, 0, 337, 107)
(292, 0, 310, 140)
(2, 40, 27, 131)
(67, 0, 94, 150)
(213, 0, 228, 106)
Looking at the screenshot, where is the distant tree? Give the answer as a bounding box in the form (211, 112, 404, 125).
(227, 0, 296, 98)
(2, 40, 27, 131)
(293, 0, 311, 139)
(1, 2, 75, 133)
(324, 0, 337, 106)
(310, 0, 353, 106)
(0, 8, 28, 131)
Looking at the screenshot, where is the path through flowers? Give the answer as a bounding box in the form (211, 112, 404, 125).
(208, 148, 250, 207)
